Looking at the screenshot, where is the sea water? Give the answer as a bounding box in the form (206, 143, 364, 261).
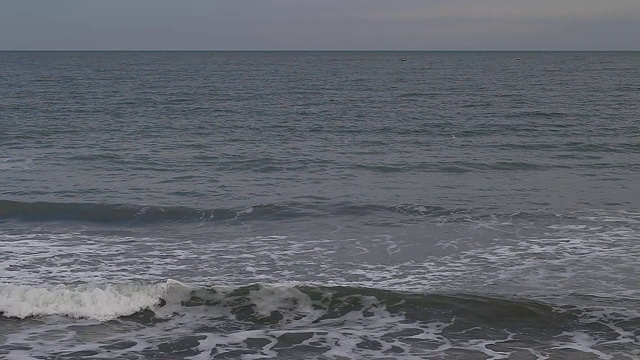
(1, 51, 639, 359)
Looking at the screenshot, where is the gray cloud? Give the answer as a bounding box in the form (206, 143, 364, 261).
(1, 0, 638, 50)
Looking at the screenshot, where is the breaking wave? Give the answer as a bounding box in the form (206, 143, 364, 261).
(2, 281, 639, 359)
(2, 280, 639, 325)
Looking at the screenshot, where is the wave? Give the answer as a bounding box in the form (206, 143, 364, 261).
(2, 281, 638, 360)
(4, 199, 624, 226)
(2, 199, 595, 226)
(166, 283, 572, 329)
(0, 199, 477, 224)
(3, 281, 638, 327)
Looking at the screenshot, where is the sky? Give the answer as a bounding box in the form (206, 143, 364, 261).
(1, 0, 639, 51)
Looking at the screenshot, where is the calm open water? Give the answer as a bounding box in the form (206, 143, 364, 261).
(1, 51, 639, 359)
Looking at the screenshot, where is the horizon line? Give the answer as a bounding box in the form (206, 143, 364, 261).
(1, 49, 639, 52)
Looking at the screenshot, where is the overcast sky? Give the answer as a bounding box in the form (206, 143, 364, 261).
(1, 0, 639, 50)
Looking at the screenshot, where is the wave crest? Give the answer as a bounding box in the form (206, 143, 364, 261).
(0, 282, 167, 321)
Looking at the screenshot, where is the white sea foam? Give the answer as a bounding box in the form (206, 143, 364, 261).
(0, 281, 637, 359)
(0, 282, 166, 321)
(182, 285, 439, 360)
(2, 208, 638, 297)
(1, 210, 638, 358)
(247, 284, 315, 319)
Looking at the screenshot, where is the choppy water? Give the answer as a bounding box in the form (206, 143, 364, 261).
(1, 51, 639, 359)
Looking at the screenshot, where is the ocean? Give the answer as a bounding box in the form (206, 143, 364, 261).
(0, 51, 639, 359)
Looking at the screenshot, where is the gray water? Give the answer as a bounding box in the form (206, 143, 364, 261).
(1, 51, 639, 359)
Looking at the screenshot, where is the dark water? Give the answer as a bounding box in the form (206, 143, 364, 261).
(1, 51, 639, 359)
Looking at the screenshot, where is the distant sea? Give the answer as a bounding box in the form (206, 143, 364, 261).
(1, 51, 639, 359)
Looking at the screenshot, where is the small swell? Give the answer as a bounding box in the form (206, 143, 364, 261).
(0, 200, 238, 224)
(0, 200, 467, 224)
